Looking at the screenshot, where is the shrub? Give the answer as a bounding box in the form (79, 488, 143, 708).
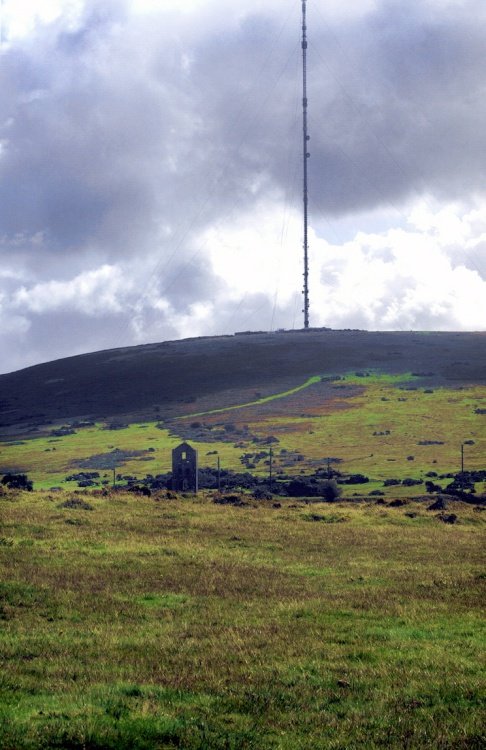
(50, 427, 76, 437)
(66, 472, 100, 482)
(287, 478, 315, 497)
(339, 474, 369, 485)
(428, 497, 448, 511)
(321, 480, 341, 502)
(253, 488, 273, 500)
(1, 474, 33, 491)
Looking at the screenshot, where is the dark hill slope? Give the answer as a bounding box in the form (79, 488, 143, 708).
(1, 330, 485, 436)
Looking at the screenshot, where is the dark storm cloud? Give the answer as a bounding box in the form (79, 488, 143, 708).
(2, 0, 484, 254)
(0, 14, 161, 255)
(195, 0, 486, 217)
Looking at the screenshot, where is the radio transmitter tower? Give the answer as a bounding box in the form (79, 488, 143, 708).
(301, 0, 310, 329)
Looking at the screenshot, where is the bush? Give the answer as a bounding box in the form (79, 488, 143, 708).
(253, 488, 273, 500)
(321, 480, 342, 502)
(1, 474, 33, 491)
(339, 474, 369, 485)
(287, 478, 318, 497)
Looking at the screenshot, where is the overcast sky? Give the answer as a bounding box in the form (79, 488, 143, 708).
(1, 0, 485, 373)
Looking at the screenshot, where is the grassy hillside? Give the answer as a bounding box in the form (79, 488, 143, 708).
(1, 370, 484, 494)
(1, 489, 484, 749)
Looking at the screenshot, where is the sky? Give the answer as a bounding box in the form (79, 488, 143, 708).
(0, 0, 485, 373)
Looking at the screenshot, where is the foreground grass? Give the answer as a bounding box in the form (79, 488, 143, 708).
(0, 489, 485, 749)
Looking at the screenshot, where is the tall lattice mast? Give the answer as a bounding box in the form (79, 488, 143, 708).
(301, 0, 310, 329)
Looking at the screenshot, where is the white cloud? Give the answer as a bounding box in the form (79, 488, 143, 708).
(310, 201, 486, 331)
(13, 264, 130, 315)
(0, 0, 382, 46)
(131, 0, 208, 13)
(129, 0, 380, 19)
(1, 0, 84, 41)
(0, 290, 30, 355)
(1, 198, 485, 376)
(198, 198, 486, 333)
(203, 200, 302, 305)
(174, 301, 215, 339)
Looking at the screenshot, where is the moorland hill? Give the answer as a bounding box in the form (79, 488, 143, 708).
(1, 329, 485, 438)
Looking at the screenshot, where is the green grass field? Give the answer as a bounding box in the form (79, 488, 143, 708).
(0, 489, 484, 749)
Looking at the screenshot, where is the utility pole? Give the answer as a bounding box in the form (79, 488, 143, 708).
(269, 447, 273, 492)
(461, 443, 464, 474)
(301, 0, 310, 329)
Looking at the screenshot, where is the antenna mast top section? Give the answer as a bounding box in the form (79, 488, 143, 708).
(301, 0, 310, 329)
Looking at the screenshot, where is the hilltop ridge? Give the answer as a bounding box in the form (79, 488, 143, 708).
(1, 329, 485, 437)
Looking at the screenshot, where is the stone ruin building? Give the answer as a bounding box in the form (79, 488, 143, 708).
(171, 442, 198, 493)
